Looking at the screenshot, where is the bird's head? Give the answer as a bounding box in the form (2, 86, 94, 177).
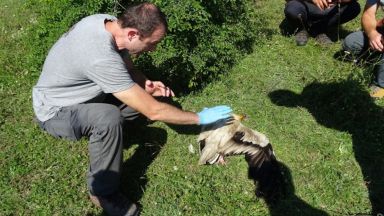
(232, 113, 247, 121)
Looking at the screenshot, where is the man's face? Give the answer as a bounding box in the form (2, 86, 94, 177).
(128, 26, 166, 56)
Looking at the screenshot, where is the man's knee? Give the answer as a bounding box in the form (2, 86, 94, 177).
(93, 104, 124, 128)
(284, 0, 305, 20)
(347, 0, 361, 18)
(340, 1, 361, 23)
(342, 31, 365, 54)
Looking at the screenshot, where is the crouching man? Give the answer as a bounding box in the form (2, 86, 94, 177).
(343, 0, 384, 98)
(32, 2, 232, 216)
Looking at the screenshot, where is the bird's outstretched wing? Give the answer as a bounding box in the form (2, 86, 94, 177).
(197, 118, 284, 202)
(198, 120, 270, 164)
(230, 130, 276, 168)
(198, 139, 221, 165)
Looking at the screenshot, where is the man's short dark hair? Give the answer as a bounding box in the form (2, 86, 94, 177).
(118, 2, 168, 38)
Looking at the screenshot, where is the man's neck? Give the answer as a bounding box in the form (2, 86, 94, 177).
(105, 20, 125, 50)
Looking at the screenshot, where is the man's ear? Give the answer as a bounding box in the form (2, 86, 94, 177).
(127, 29, 139, 41)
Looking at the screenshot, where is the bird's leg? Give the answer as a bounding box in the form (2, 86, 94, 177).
(217, 154, 227, 165)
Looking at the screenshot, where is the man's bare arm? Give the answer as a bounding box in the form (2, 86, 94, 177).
(113, 84, 199, 125)
(121, 50, 174, 97)
(362, 2, 383, 51)
(121, 51, 147, 88)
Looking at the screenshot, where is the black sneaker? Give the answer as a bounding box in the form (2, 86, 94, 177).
(315, 33, 333, 45)
(295, 29, 308, 46)
(90, 193, 139, 216)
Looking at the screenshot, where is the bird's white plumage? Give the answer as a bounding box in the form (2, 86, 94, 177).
(197, 118, 270, 165)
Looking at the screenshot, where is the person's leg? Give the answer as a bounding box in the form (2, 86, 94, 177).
(342, 30, 369, 58)
(342, 30, 384, 97)
(284, 0, 308, 30)
(371, 28, 384, 89)
(373, 56, 384, 88)
(342, 30, 383, 64)
(369, 60, 384, 98)
(103, 93, 141, 121)
(76, 103, 139, 215)
(284, 0, 310, 45)
(302, 4, 335, 44)
(285, 1, 360, 43)
(39, 103, 124, 195)
(301, 1, 331, 35)
(80, 104, 124, 195)
(307, 1, 360, 44)
(285, 1, 336, 44)
(38, 103, 139, 215)
(327, 1, 361, 28)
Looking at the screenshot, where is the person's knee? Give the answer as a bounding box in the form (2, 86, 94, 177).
(344, 1, 361, 21)
(342, 32, 363, 53)
(349, 1, 361, 17)
(342, 35, 353, 51)
(95, 104, 123, 128)
(284, 0, 305, 20)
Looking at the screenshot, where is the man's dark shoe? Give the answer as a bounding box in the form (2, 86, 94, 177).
(315, 33, 333, 45)
(295, 29, 308, 46)
(90, 193, 139, 216)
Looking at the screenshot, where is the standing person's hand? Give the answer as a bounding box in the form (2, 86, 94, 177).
(313, 0, 329, 9)
(197, 105, 232, 125)
(368, 31, 384, 52)
(145, 80, 175, 97)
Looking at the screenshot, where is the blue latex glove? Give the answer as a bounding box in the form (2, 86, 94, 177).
(197, 105, 232, 125)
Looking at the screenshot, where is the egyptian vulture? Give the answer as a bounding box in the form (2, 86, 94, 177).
(197, 114, 285, 202)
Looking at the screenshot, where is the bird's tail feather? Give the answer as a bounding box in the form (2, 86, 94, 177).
(245, 143, 275, 168)
(245, 144, 285, 203)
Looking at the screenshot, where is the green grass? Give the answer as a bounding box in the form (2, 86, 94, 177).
(1, 0, 383, 215)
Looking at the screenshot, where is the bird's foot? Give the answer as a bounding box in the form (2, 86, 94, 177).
(217, 155, 227, 165)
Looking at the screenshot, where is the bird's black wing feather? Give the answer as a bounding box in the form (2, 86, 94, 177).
(231, 131, 275, 168)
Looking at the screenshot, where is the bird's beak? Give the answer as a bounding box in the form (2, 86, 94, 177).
(232, 114, 247, 121)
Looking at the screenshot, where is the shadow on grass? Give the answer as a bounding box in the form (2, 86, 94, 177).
(92, 120, 168, 216)
(263, 162, 328, 216)
(269, 80, 384, 215)
(118, 96, 199, 209)
(117, 110, 171, 204)
(121, 126, 168, 203)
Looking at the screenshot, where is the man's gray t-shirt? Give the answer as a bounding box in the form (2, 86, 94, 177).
(33, 14, 134, 122)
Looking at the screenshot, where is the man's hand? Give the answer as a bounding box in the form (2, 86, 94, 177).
(327, 0, 343, 7)
(368, 31, 384, 52)
(313, 0, 329, 10)
(145, 80, 175, 97)
(197, 105, 233, 125)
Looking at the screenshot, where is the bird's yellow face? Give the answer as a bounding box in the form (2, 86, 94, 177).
(232, 114, 247, 121)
